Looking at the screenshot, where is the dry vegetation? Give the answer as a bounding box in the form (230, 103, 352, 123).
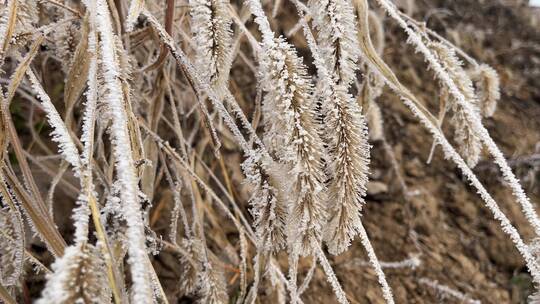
(0, 0, 539, 303)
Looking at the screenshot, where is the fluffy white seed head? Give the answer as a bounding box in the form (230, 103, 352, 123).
(470, 64, 501, 117)
(430, 42, 482, 168)
(309, 0, 360, 86)
(323, 85, 371, 255)
(190, 0, 233, 95)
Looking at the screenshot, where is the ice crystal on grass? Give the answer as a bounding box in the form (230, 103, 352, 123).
(430, 42, 482, 168)
(37, 244, 111, 304)
(0, 205, 24, 287)
(470, 64, 501, 118)
(259, 36, 327, 255)
(190, 0, 233, 95)
(27, 71, 82, 173)
(323, 85, 371, 255)
(309, 0, 360, 85)
(91, 0, 153, 301)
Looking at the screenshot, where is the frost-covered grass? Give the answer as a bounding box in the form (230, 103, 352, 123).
(0, 0, 538, 303)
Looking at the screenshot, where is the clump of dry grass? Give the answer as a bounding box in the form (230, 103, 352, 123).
(0, 0, 537, 303)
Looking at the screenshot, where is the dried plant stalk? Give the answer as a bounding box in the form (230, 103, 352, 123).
(0, 203, 24, 287)
(90, 0, 153, 301)
(126, 0, 145, 31)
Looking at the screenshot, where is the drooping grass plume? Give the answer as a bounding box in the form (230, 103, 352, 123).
(259, 36, 327, 255)
(190, 0, 233, 95)
(469, 64, 501, 118)
(430, 42, 482, 168)
(0, 204, 24, 287)
(241, 151, 287, 253)
(308, 0, 360, 85)
(256, 33, 329, 303)
(37, 244, 111, 304)
(292, 0, 376, 262)
(301, 0, 374, 260)
(292, 2, 395, 302)
(323, 85, 371, 255)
